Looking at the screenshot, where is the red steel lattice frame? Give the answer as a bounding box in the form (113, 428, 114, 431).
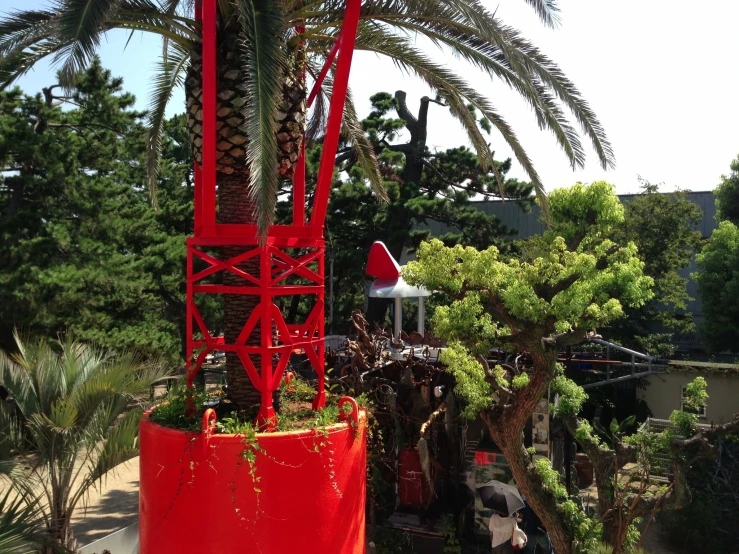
(186, 0, 361, 429)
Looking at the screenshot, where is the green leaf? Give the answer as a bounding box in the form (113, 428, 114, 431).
(145, 40, 189, 208)
(609, 417, 619, 435)
(235, 0, 287, 238)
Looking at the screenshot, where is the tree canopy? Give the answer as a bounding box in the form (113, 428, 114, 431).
(0, 0, 615, 228)
(693, 220, 739, 352)
(714, 154, 739, 225)
(692, 154, 739, 353)
(403, 181, 655, 554)
(0, 60, 211, 360)
(300, 91, 533, 332)
(607, 180, 703, 355)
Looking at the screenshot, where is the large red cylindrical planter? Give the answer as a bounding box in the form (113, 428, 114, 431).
(139, 409, 367, 554)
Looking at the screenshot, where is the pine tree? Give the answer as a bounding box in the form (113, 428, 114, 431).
(0, 60, 215, 361)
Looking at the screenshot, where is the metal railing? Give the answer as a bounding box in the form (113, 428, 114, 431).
(637, 418, 710, 481)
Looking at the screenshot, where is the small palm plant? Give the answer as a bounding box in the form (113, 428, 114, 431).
(0, 331, 169, 551)
(0, 485, 71, 554)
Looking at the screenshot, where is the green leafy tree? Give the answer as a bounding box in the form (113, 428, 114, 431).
(659, 432, 739, 554)
(403, 181, 653, 553)
(692, 220, 739, 352)
(714, 154, 739, 225)
(0, 331, 169, 550)
(0, 62, 211, 361)
(0, 0, 613, 413)
(404, 182, 739, 552)
(607, 180, 703, 355)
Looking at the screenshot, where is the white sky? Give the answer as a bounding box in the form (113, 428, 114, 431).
(6, 0, 739, 193)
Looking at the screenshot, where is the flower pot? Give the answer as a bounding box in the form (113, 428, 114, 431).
(139, 399, 367, 554)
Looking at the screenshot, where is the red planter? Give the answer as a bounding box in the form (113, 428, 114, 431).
(139, 402, 367, 554)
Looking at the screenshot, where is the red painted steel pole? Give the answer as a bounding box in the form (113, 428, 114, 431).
(292, 141, 306, 226)
(186, 244, 194, 388)
(310, 0, 362, 228)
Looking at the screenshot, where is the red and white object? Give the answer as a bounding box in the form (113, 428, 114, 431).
(365, 242, 431, 339)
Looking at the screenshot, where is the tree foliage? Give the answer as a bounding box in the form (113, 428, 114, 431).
(0, 331, 169, 549)
(278, 91, 533, 333)
(404, 182, 739, 553)
(0, 60, 212, 360)
(693, 220, 739, 352)
(0, 0, 615, 225)
(406, 182, 652, 344)
(403, 182, 654, 554)
(607, 180, 703, 355)
(714, 154, 739, 225)
(692, 155, 739, 353)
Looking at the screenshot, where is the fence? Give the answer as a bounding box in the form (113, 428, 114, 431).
(637, 418, 710, 481)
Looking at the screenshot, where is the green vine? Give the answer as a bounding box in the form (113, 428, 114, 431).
(441, 514, 462, 554)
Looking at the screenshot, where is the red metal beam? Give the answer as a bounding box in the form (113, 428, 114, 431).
(292, 141, 306, 226)
(307, 36, 341, 108)
(310, 0, 362, 228)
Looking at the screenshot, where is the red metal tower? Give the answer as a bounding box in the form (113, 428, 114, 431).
(185, 0, 361, 429)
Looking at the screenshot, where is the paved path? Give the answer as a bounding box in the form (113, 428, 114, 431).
(72, 458, 140, 547)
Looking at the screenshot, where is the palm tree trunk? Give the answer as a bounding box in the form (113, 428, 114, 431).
(218, 169, 264, 413)
(185, 30, 305, 415)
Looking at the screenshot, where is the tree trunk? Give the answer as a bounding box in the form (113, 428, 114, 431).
(366, 92, 430, 329)
(184, 25, 305, 414)
(483, 349, 575, 554)
(218, 168, 263, 413)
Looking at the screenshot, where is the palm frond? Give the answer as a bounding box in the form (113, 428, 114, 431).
(352, 25, 552, 215)
(146, 41, 189, 207)
(305, 62, 328, 141)
(235, 0, 288, 237)
(0, 488, 53, 554)
(310, 0, 611, 174)
(342, 90, 387, 202)
(52, 0, 121, 88)
(347, 15, 586, 170)
(521, 0, 561, 28)
(497, 25, 615, 169)
(93, 407, 142, 482)
(0, 332, 170, 549)
(0, 41, 67, 91)
(0, 9, 57, 57)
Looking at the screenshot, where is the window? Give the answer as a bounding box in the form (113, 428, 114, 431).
(681, 386, 707, 418)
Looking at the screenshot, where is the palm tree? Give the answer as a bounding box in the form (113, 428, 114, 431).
(0, 332, 169, 550)
(0, 486, 72, 554)
(0, 0, 614, 412)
